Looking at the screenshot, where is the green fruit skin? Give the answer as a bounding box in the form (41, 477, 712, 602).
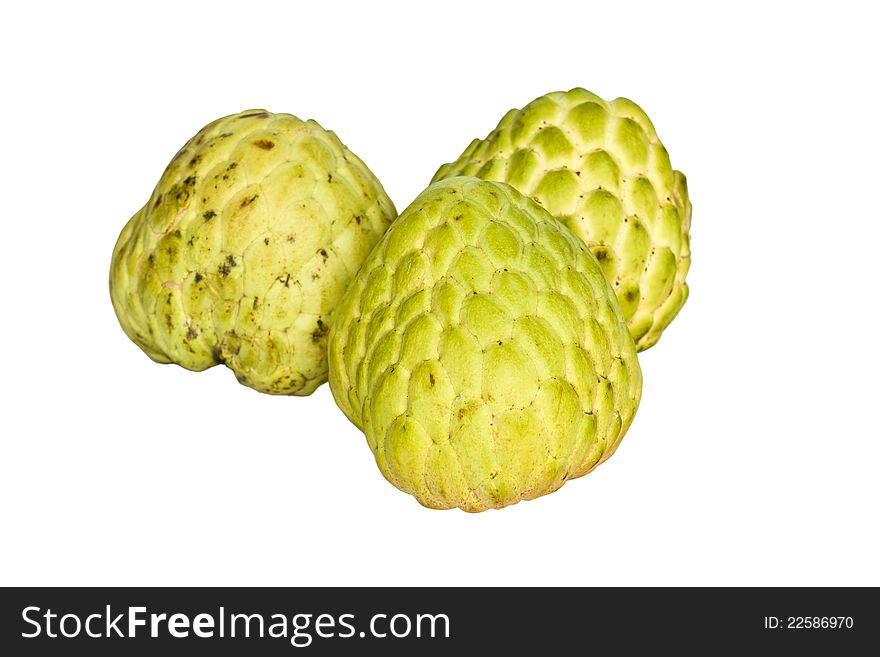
(110, 110, 396, 395)
(433, 88, 691, 351)
(328, 177, 641, 511)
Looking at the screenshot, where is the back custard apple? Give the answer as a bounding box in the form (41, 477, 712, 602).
(328, 177, 641, 511)
(110, 110, 396, 395)
(434, 88, 691, 351)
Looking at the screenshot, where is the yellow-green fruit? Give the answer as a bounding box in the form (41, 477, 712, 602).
(110, 110, 396, 395)
(328, 177, 641, 511)
(434, 88, 691, 351)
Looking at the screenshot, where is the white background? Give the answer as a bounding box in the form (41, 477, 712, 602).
(1, 0, 878, 586)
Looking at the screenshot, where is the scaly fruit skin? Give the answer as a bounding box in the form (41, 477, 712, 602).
(328, 177, 641, 511)
(110, 110, 395, 395)
(433, 88, 691, 351)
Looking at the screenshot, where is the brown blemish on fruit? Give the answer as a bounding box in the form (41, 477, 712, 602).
(203, 210, 216, 220)
(239, 194, 258, 208)
(218, 255, 237, 276)
(311, 319, 328, 343)
(253, 139, 275, 150)
(194, 273, 203, 283)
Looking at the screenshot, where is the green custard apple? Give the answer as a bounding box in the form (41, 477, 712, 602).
(434, 88, 691, 351)
(110, 110, 396, 395)
(328, 177, 641, 511)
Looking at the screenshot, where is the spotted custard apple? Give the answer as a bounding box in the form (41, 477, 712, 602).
(328, 177, 641, 511)
(434, 88, 691, 351)
(110, 110, 396, 395)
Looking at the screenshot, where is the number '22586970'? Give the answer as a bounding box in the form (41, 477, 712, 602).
(764, 617, 853, 629)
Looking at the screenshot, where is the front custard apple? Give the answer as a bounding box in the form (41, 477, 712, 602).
(328, 177, 641, 511)
(433, 88, 691, 351)
(110, 110, 396, 395)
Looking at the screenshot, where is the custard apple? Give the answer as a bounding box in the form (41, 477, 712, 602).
(328, 177, 641, 511)
(433, 88, 691, 351)
(110, 109, 396, 395)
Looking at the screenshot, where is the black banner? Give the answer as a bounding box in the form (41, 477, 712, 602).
(1, 588, 875, 654)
